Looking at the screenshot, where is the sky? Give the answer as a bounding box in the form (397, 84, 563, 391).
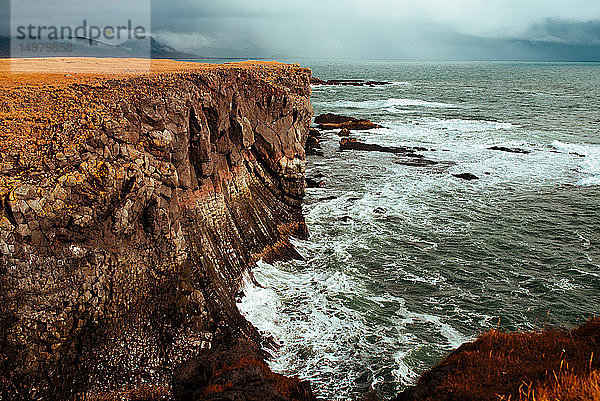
(150, 0, 600, 60)
(2, 0, 600, 60)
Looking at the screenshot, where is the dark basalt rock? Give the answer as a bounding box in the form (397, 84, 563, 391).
(488, 146, 531, 154)
(308, 128, 321, 138)
(394, 158, 438, 167)
(306, 136, 321, 150)
(310, 77, 391, 87)
(339, 137, 416, 154)
(173, 338, 316, 401)
(411, 146, 430, 152)
(318, 195, 337, 202)
(306, 177, 325, 188)
(339, 138, 443, 168)
(0, 61, 313, 400)
(315, 113, 382, 130)
(453, 173, 479, 181)
(306, 172, 326, 188)
(338, 128, 352, 137)
(305, 129, 322, 156)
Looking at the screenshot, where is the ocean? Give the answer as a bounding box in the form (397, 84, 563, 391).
(238, 61, 600, 400)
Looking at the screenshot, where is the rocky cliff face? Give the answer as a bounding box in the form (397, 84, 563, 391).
(0, 59, 313, 400)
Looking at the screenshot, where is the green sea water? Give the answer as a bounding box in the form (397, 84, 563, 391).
(239, 61, 600, 400)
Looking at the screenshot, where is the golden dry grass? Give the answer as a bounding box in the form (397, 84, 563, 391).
(401, 318, 600, 401)
(524, 369, 600, 401)
(0, 57, 307, 197)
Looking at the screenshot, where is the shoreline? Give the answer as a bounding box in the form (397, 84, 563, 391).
(0, 57, 598, 400)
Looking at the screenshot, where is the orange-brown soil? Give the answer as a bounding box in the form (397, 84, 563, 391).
(0, 57, 305, 198)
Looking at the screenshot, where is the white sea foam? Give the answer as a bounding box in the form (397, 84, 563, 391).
(395, 307, 469, 349)
(551, 140, 600, 185)
(311, 86, 341, 93)
(241, 74, 599, 400)
(549, 277, 580, 292)
(570, 267, 600, 279)
(311, 81, 412, 89)
(356, 119, 593, 189)
(390, 81, 412, 87)
(370, 81, 414, 89)
(391, 350, 419, 385)
(238, 258, 467, 400)
(314, 98, 457, 109)
(420, 117, 516, 131)
(239, 261, 384, 399)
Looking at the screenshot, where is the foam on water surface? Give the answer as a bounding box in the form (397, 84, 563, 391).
(239, 259, 470, 400)
(552, 140, 600, 185)
(242, 63, 600, 399)
(314, 97, 457, 109)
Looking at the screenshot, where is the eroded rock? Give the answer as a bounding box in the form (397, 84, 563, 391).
(311, 77, 391, 87)
(338, 128, 351, 137)
(488, 146, 531, 154)
(315, 113, 381, 130)
(453, 173, 479, 181)
(173, 338, 316, 401)
(340, 137, 415, 154)
(306, 177, 325, 188)
(0, 59, 313, 400)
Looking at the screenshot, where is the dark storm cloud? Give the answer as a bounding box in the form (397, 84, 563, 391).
(2, 0, 600, 60)
(148, 0, 600, 60)
(527, 19, 600, 45)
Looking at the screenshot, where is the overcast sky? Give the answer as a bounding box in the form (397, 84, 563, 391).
(3, 0, 600, 60)
(149, 0, 600, 60)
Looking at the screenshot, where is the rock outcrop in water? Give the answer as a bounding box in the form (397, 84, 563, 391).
(305, 129, 323, 156)
(453, 173, 479, 181)
(338, 128, 351, 137)
(314, 113, 381, 130)
(488, 146, 531, 154)
(310, 77, 391, 87)
(339, 138, 424, 155)
(0, 58, 314, 400)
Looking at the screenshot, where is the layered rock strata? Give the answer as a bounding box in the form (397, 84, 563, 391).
(0, 58, 313, 400)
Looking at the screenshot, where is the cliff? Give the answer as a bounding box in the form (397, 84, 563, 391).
(0, 58, 314, 400)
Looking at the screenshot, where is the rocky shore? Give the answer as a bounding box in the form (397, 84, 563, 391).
(304, 97, 599, 401)
(1, 61, 597, 401)
(0, 58, 315, 400)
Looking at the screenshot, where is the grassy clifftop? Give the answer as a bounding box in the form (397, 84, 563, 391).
(0, 58, 309, 197)
(395, 318, 600, 401)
